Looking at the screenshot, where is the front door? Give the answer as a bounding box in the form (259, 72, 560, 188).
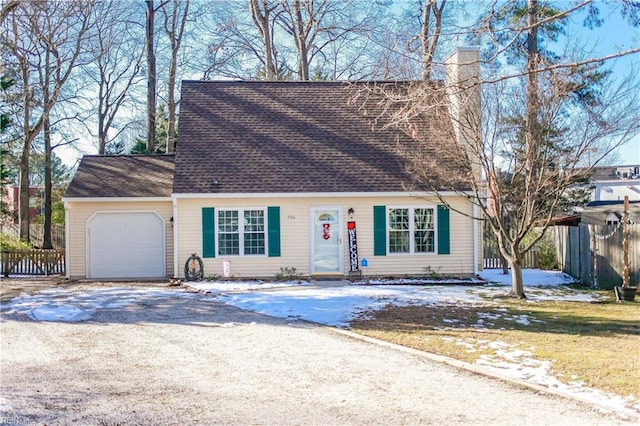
(311, 208, 342, 274)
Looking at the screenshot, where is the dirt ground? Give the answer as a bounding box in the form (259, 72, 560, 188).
(0, 276, 171, 303)
(0, 281, 634, 425)
(0, 276, 69, 302)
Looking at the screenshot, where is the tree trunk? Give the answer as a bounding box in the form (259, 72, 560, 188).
(146, 0, 157, 154)
(42, 115, 53, 249)
(98, 114, 106, 154)
(263, 20, 276, 79)
(97, 68, 107, 154)
(421, 0, 445, 81)
(500, 252, 509, 275)
(18, 136, 30, 243)
(166, 38, 177, 153)
(164, 0, 189, 154)
(509, 257, 526, 298)
(525, 0, 539, 186)
(293, 0, 309, 80)
(249, 0, 277, 80)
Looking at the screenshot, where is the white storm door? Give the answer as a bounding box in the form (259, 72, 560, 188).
(310, 208, 342, 274)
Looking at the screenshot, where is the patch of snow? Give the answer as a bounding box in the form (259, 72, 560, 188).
(30, 304, 93, 322)
(185, 280, 309, 293)
(3, 287, 198, 322)
(479, 269, 576, 287)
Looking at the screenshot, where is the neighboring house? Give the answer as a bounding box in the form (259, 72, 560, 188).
(64, 48, 482, 280)
(1, 185, 44, 224)
(579, 164, 640, 225)
(581, 200, 640, 225)
(588, 164, 640, 202)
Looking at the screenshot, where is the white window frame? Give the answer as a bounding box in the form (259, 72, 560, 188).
(387, 206, 436, 255)
(216, 207, 267, 257)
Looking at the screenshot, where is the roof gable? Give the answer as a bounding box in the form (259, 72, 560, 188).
(173, 81, 455, 194)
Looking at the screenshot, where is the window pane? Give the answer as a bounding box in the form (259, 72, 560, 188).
(414, 230, 434, 252)
(244, 210, 265, 232)
(388, 208, 409, 230)
(414, 208, 434, 230)
(218, 210, 239, 255)
(389, 230, 410, 253)
(218, 210, 238, 232)
(244, 232, 265, 255)
(243, 210, 265, 255)
(218, 233, 239, 255)
(414, 208, 434, 252)
(388, 208, 409, 253)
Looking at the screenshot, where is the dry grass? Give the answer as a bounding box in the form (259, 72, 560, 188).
(351, 291, 640, 402)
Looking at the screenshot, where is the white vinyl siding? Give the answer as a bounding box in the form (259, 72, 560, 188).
(65, 200, 173, 279)
(175, 195, 475, 279)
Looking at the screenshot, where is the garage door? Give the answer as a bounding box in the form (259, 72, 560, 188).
(88, 212, 165, 279)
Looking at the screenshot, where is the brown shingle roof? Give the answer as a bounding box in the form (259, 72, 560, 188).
(173, 80, 454, 194)
(65, 155, 175, 198)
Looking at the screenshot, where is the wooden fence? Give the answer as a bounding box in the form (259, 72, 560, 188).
(553, 224, 639, 289)
(1, 249, 65, 277)
(483, 223, 539, 269)
(0, 223, 65, 248)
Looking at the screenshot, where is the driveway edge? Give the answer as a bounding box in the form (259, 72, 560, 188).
(328, 327, 640, 422)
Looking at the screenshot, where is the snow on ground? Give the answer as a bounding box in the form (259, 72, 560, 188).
(186, 279, 309, 293)
(2, 287, 199, 322)
(202, 269, 599, 328)
(3, 269, 635, 417)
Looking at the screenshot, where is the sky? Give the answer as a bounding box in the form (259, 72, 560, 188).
(565, 4, 640, 164)
(2, 268, 638, 419)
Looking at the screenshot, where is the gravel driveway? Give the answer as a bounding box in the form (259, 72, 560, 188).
(0, 287, 632, 425)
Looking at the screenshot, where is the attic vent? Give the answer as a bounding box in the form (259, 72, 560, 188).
(211, 179, 221, 191)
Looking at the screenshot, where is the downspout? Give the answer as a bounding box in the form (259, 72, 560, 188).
(172, 196, 179, 279)
(64, 201, 70, 279)
(473, 202, 479, 275)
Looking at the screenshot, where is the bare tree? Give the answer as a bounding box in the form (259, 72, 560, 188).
(416, 0, 446, 80)
(277, 0, 382, 80)
(0, 0, 19, 23)
(160, 0, 189, 153)
(367, 1, 640, 298)
(249, 0, 281, 80)
(89, 1, 145, 155)
(3, 0, 95, 243)
(369, 0, 462, 81)
(204, 0, 388, 81)
(145, 0, 159, 154)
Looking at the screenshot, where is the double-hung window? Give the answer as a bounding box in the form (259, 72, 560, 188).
(217, 209, 266, 256)
(388, 207, 435, 254)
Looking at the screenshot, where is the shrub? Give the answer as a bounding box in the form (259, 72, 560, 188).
(0, 234, 32, 250)
(275, 267, 302, 281)
(523, 229, 557, 270)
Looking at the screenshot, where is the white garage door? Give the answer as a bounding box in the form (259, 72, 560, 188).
(88, 212, 165, 279)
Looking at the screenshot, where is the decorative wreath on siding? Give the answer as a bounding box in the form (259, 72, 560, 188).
(184, 253, 204, 281)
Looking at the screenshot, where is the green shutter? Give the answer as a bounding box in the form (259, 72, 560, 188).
(267, 206, 281, 257)
(373, 205, 387, 256)
(437, 205, 450, 255)
(202, 207, 215, 258)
